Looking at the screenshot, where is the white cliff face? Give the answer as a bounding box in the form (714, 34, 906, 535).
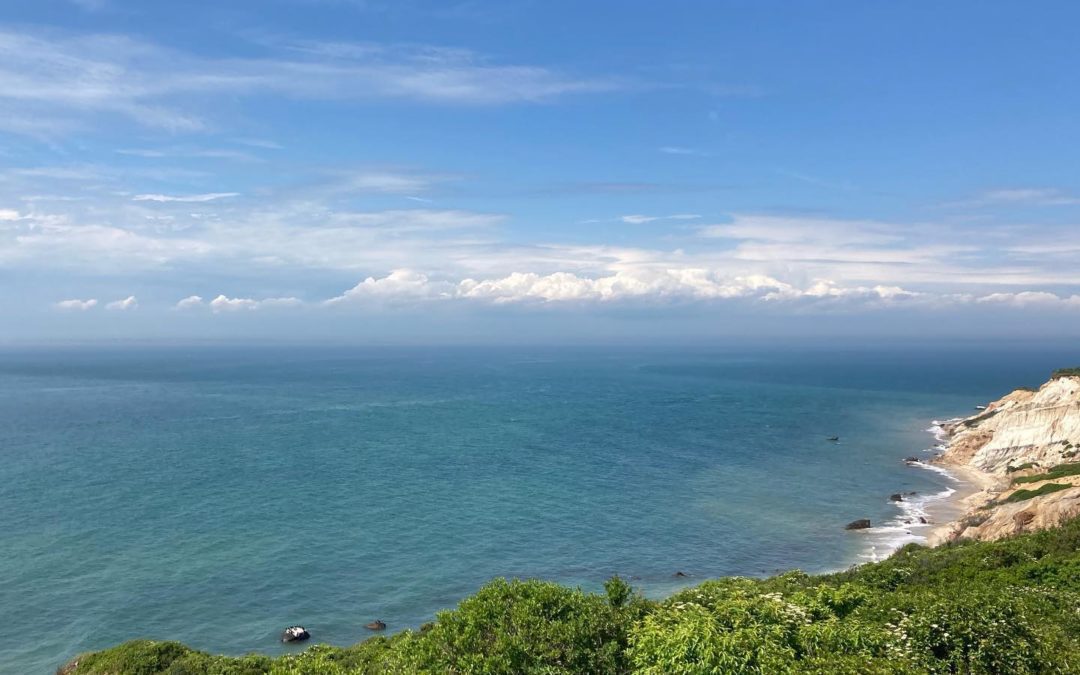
(941, 376, 1080, 474)
(932, 374, 1080, 544)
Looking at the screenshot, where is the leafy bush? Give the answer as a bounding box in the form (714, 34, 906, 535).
(63, 517, 1080, 674)
(1051, 367, 1080, 379)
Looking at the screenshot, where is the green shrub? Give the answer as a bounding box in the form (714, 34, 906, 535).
(62, 517, 1080, 675)
(1013, 462, 1080, 484)
(1000, 482, 1072, 504)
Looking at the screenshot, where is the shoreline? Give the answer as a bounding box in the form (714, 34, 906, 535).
(922, 460, 999, 546)
(856, 420, 1002, 563)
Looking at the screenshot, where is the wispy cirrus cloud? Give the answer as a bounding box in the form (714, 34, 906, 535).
(132, 193, 240, 203)
(620, 213, 701, 224)
(942, 187, 1080, 208)
(659, 146, 710, 157)
(0, 28, 625, 139)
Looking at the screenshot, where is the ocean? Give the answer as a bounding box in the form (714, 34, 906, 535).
(0, 345, 1071, 673)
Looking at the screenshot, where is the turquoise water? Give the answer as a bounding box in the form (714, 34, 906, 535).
(1, 346, 1072, 673)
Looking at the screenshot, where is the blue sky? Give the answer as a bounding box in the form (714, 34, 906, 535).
(2, 0, 1079, 343)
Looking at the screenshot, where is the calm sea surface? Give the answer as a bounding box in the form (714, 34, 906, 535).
(1, 345, 1072, 673)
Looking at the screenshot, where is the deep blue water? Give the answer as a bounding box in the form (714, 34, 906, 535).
(0, 345, 1072, 673)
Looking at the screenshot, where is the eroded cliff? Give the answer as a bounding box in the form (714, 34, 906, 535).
(932, 373, 1080, 543)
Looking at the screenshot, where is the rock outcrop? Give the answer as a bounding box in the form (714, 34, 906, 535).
(281, 626, 310, 643)
(932, 373, 1080, 543)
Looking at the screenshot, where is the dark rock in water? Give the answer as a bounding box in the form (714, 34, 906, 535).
(905, 491, 918, 496)
(890, 493, 904, 502)
(845, 519, 872, 530)
(827, 436, 840, 442)
(674, 571, 688, 578)
(905, 456, 921, 464)
(365, 619, 387, 631)
(281, 626, 310, 643)
(919, 516, 928, 524)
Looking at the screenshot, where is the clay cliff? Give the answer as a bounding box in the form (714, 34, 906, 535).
(931, 372, 1080, 544)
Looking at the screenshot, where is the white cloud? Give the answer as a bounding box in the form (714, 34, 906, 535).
(326, 269, 451, 305)
(209, 294, 302, 312)
(944, 188, 1080, 208)
(105, 295, 137, 311)
(975, 291, 1080, 308)
(133, 193, 239, 203)
(620, 213, 701, 224)
(342, 171, 442, 194)
(0, 209, 21, 221)
(659, 146, 709, 157)
(55, 298, 97, 310)
(0, 29, 622, 138)
(327, 268, 923, 308)
(175, 295, 204, 309)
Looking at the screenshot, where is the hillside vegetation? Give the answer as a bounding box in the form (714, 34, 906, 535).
(61, 516, 1080, 674)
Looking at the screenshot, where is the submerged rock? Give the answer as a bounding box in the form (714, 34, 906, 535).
(365, 620, 387, 631)
(673, 571, 688, 578)
(281, 626, 310, 643)
(890, 493, 904, 502)
(845, 519, 871, 530)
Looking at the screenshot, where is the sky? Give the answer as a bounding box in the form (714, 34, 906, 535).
(2, 0, 1079, 344)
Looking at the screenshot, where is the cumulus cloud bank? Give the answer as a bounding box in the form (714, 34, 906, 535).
(325, 268, 922, 307)
(208, 295, 303, 313)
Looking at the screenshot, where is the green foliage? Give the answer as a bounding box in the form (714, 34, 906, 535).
(999, 482, 1072, 504)
(1051, 367, 1080, 379)
(63, 518, 1080, 675)
(1013, 461, 1080, 484)
(1006, 461, 1039, 473)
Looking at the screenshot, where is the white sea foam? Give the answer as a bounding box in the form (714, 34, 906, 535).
(855, 430, 965, 563)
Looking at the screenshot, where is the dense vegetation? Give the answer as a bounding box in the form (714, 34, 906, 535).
(62, 517, 1080, 674)
(997, 482, 1073, 504)
(1052, 367, 1080, 379)
(1014, 462, 1080, 485)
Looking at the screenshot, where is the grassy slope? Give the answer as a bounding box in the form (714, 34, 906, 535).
(62, 517, 1080, 674)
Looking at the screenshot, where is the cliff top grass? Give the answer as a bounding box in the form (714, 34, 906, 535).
(61, 515, 1080, 675)
(1051, 367, 1080, 379)
(998, 482, 1073, 505)
(1013, 462, 1080, 485)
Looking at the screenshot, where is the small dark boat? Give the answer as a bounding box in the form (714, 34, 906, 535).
(827, 436, 840, 442)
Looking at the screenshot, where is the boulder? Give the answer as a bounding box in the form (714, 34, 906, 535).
(890, 493, 904, 502)
(281, 626, 310, 643)
(673, 571, 688, 578)
(1013, 511, 1036, 531)
(365, 620, 387, 631)
(845, 519, 871, 530)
